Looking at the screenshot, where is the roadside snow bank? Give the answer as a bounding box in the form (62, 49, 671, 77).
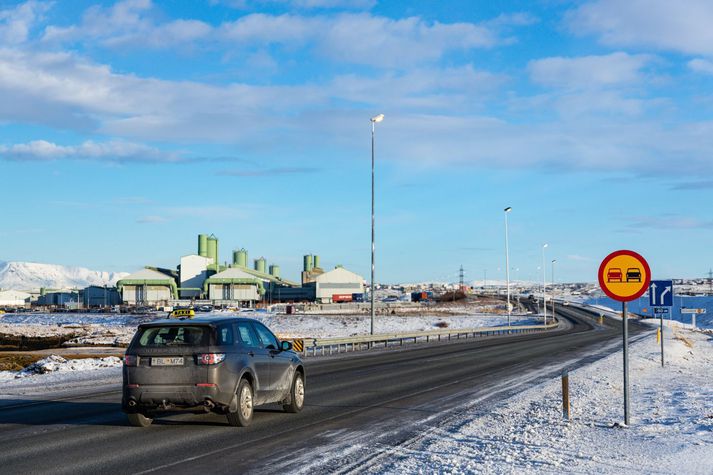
(372, 325, 713, 474)
(0, 355, 122, 391)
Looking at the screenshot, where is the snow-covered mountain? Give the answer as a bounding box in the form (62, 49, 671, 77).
(0, 261, 129, 291)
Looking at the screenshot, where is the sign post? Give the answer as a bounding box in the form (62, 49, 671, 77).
(681, 308, 706, 329)
(598, 250, 651, 426)
(650, 280, 673, 368)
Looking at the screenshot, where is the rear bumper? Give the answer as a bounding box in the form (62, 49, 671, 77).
(122, 384, 234, 413)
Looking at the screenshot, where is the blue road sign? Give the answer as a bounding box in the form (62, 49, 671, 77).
(649, 280, 673, 307)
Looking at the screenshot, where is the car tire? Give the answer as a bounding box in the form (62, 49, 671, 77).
(283, 372, 305, 413)
(127, 412, 153, 427)
(227, 378, 253, 427)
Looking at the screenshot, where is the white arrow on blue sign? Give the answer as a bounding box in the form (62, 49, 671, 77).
(649, 280, 673, 307)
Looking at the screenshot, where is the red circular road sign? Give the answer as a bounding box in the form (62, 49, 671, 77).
(598, 250, 651, 302)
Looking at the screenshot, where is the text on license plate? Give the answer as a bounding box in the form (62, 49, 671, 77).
(152, 357, 184, 366)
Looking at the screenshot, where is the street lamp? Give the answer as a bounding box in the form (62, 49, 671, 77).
(542, 243, 548, 324)
(370, 113, 384, 336)
(504, 206, 512, 326)
(551, 259, 557, 320)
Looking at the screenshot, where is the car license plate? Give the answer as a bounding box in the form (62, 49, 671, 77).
(151, 357, 184, 366)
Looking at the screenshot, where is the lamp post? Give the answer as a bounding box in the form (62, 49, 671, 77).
(370, 113, 384, 336)
(542, 243, 548, 324)
(504, 207, 512, 326)
(551, 259, 557, 320)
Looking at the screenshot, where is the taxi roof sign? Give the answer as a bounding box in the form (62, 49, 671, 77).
(598, 250, 651, 302)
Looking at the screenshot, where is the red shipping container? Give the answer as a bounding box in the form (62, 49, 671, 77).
(332, 294, 353, 303)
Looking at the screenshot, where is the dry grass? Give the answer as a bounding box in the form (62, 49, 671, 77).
(673, 332, 694, 348)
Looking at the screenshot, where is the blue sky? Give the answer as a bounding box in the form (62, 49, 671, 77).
(1, 0, 713, 284)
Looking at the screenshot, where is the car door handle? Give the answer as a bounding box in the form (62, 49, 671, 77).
(248, 351, 255, 357)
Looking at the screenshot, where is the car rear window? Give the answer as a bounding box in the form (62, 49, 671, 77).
(135, 325, 210, 347)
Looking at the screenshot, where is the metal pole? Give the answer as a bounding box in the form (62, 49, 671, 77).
(370, 120, 376, 336)
(623, 301, 630, 425)
(551, 260, 555, 321)
(542, 245, 547, 324)
(504, 208, 511, 326)
(660, 311, 664, 367)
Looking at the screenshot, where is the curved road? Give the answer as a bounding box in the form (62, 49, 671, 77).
(0, 307, 648, 474)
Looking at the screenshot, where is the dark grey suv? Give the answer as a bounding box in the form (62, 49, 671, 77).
(122, 316, 305, 427)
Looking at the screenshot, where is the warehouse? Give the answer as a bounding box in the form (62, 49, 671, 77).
(204, 267, 264, 303)
(312, 266, 365, 303)
(117, 268, 177, 305)
(82, 286, 121, 307)
(0, 290, 31, 307)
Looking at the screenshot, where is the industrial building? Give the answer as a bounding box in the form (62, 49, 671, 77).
(82, 286, 121, 307)
(117, 234, 365, 307)
(0, 290, 31, 307)
(117, 268, 178, 305)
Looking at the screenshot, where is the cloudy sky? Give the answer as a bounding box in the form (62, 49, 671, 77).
(1, 0, 712, 283)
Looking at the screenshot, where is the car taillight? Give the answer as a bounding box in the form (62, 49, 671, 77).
(124, 354, 138, 366)
(197, 353, 226, 365)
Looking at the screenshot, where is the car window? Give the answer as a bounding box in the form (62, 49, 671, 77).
(252, 322, 279, 350)
(136, 326, 208, 347)
(216, 323, 234, 346)
(234, 322, 259, 348)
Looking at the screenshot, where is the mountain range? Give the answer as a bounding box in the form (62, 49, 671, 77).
(0, 261, 129, 291)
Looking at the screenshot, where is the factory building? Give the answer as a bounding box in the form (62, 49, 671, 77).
(0, 290, 31, 307)
(179, 254, 213, 299)
(117, 268, 178, 305)
(204, 267, 263, 303)
(312, 266, 365, 303)
(82, 286, 121, 307)
(36, 290, 80, 307)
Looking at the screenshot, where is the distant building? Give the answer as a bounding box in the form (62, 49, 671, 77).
(205, 267, 263, 303)
(312, 266, 365, 303)
(179, 254, 213, 299)
(0, 290, 31, 307)
(36, 291, 80, 307)
(117, 268, 178, 305)
(82, 286, 121, 307)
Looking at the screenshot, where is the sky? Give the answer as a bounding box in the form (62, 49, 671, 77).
(1, 0, 713, 284)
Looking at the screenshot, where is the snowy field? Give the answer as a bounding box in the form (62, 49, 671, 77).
(0, 355, 122, 395)
(0, 311, 540, 344)
(347, 321, 713, 474)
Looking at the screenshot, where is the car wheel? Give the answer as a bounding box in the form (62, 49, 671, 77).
(283, 372, 305, 413)
(227, 378, 253, 427)
(127, 412, 153, 427)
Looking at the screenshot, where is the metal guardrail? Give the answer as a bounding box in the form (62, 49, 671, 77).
(291, 320, 560, 357)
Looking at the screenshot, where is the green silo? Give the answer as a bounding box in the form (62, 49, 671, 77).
(198, 234, 209, 257)
(269, 264, 280, 278)
(313, 255, 321, 269)
(207, 235, 218, 264)
(255, 257, 267, 274)
(232, 250, 240, 266)
(303, 254, 313, 272)
(237, 249, 248, 267)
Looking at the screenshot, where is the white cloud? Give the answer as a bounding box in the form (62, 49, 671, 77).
(39, 3, 505, 68)
(220, 13, 499, 67)
(688, 58, 713, 75)
(528, 52, 652, 89)
(567, 0, 713, 56)
(0, 0, 50, 44)
(213, 0, 377, 10)
(43, 0, 213, 48)
(0, 139, 180, 163)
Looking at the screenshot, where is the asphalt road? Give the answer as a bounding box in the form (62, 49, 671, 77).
(0, 307, 648, 474)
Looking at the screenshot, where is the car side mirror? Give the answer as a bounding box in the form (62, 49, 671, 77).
(281, 341, 293, 352)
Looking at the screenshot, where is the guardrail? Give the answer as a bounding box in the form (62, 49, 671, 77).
(290, 320, 560, 357)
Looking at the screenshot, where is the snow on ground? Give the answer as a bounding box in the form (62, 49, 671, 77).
(365, 321, 713, 474)
(0, 311, 540, 343)
(0, 355, 122, 395)
(257, 313, 539, 339)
